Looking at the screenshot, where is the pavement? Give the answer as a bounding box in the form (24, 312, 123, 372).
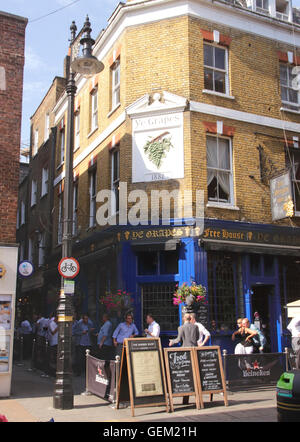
(0, 360, 278, 423)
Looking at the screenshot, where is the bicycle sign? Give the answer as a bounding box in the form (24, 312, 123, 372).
(58, 257, 80, 279)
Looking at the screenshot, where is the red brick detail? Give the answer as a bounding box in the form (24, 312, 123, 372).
(202, 121, 235, 136)
(278, 51, 300, 65)
(108, 133, 121, 150)
(108, 45, 121, 67)
(201, 30, 231, 46)
(88, 154, 98, 168)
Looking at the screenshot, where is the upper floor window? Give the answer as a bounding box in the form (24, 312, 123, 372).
(44, 113, 50, 142)
(286, 150, 300, 213)
(89, 169, 97, 227)
(20, 201, 25, 225)
(90, 88, 98, 132)
(33, 129, 39, 156)
(111, 60, 120, 110)
(60, 126, 65, 165)
(28, 237, 33, 263)
(204, 43, 229, 95)
(280, 63, 299, 111)
(111, 149, 120, 214)
(31, 179, 37, 207)
(256, 0, 269, 13)
(74, 110, 80, 151)
(41, 167, 49, 197)
(38, 232, 46, 267)
(206, 135, 233, 205)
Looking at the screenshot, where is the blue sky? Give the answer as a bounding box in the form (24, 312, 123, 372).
(0, 0, 120, 152)
(0, 0, 300, 153)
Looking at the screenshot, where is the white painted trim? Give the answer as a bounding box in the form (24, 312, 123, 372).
(190, 100, 300, 132)
(206, 202, 240, 210)
(53, 111, 126, 187)
(202, 89, 235, 100)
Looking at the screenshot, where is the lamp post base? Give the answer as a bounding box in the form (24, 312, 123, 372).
(53, 372, 74, 409)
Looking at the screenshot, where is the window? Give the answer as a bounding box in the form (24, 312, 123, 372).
(111, 60, 120, 109)
(137, 250, 179, 275)
(204, 43, 228, 95)
(28, 237, 33, 263)
(256, 0, 269, 13)
(286, 150, 300, 212)
(41, 167, 48, 197)
(20, 201, 25, 225)
(73, 182, 78, 236)
(206, 135, 233, 204)
(31, 180, 37, 207)
(74, 111, 80, 150)
(38, 232, 46, 267)
(19, 241, 25, 262)
(90, 88, 98, 132)
(58, 194, 63, 244)
(33, 129, 39, 156)
(59, 127, 65, 165)
(89, 169, 97, 227)
(44, 113, 50, 142)
(111, 149, 120, 214)
(280, 63, 299, 111)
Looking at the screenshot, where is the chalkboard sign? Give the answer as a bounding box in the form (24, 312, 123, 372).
(194, 346, 228, 406)
(164, 348, 203, 411)
(116, 338, 169, 417)
(196, 302, 209, 328)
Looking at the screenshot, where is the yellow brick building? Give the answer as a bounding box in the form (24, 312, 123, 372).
(26, 0, 300, 352)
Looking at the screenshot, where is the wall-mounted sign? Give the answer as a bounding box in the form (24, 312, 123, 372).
(18, 261, 34, 278)
(270, 172, 294, 221)
(0, 296, 12, 331)
(58, 257, 80, 279)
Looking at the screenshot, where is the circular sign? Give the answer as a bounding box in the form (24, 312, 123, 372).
(18, 261, 34, 278)
(58, 257, 80, 279)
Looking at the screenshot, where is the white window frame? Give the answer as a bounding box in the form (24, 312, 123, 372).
(255, 0, 269, 14)
(288, 150, 300, 215)
(33, 129, 39, 156)
(111, 60, 121, 110)
(91, 88, 98, 132)
(89, 169, 97, 227)
(204, 43, 229, 96)
(31, 179, 37, 207)
(38, 232, 46, 267)
(206, 134, 234, 206)
(44, 113, 50, 142)
(74, 111, 80, 151)
(21, 201, 25, 225)
(111, 149, 120, 215)
(280, 63, 300, 111)
(28, 237, 33, 263)
(60, 128, 65, 165)
(41, 167, 49, 197)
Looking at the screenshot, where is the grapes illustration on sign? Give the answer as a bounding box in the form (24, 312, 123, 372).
(143, 131, 173, 169)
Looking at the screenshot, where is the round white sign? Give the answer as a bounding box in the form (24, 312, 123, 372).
(58, 257, 80, 279)
(18, 261, 34, 278)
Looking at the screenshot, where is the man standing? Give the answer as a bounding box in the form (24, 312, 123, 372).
(75, 314, 95, 375)
(144, 313, 160, 338)
(169, 314, 199, 347)
(97, 313, 113, 360)
(287, 315, 300, 369)
(48, 315, 58, 376)
(112, 313, 139, 357)
(190, 313, 210, 347)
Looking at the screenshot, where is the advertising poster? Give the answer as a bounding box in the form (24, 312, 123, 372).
(0, 296, 12, 331)
(0, 335, 10, 373)
(131, 350, 163, 397)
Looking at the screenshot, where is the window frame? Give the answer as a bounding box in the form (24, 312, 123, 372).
(90, 88, 98, 132)
(111, 149, 120, 215)
(111, 59, 121, 110)
(203, 42, 229, 96)
(33, 129, 39, 157)
(287, 150, 300, 215)
(74, 110, 80, 151)
(41, 167, 49, 197)
(31, 179, 37, 207)
(89, 168, 97, 228)
(206, 134, 234, 206)
(280, 62, 300, 111)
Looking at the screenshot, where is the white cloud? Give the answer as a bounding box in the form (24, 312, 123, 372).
(25, 46, 47, 72)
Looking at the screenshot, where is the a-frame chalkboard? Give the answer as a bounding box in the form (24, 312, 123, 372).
(194, 346, 228, 407)
(164, 347, 204, 412)
(116, 338, 169, 417)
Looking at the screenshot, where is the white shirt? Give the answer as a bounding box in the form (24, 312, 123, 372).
(146, 320, 160, 338)
(195, 322, 211, 346)
(287, 316, 300, 338)
(48, 320, 58, 346)
(20, 320, 32, 334)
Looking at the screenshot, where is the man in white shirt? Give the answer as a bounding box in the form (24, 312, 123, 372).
(48, 316, 58, 347)
(144, 314, 160, 338)
(287, 315, 300, 368)
(190, 313, 211, 347)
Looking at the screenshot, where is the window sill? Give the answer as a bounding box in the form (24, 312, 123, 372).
(56, 162, 64, 170)
(280, 107, 300, 115)
(107, 103, 121, 118)
(202, 89, 235, 100)
(87, 126, 98, 139)
(206, 202, 240, 210)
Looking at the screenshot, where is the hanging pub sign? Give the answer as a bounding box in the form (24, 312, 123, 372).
(116, 338, 169, 417)
(270, 172, 294, 221)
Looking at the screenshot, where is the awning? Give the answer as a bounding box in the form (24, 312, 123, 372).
(131, 239, 180, 252)
(202, 239, 300, 256)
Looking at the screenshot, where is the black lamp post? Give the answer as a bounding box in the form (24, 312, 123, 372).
(53, 16, 104, 410)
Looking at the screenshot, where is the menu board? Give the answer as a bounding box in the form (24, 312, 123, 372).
(0, 296, 12, 331)
(167, 349, 194, 394)
(196, 303, 209, 328)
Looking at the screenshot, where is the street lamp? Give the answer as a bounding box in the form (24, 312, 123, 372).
(53, 16, 104, 410)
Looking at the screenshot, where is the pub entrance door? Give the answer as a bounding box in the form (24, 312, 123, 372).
(251, 284, 276, 352)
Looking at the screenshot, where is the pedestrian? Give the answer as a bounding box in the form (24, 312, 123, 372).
(190, 313, 210, 347)
(97, 313, 113, 360)
(287, 315, 300, 369)
(48, 315, 58, 376)
(19, 316, 33, 359)
(112, 313, 139, 358)
(169, 314, 199, 347)
(74, 314, 95, 375)
(231, 318, 243, 344)
(233, 317, 258, 354)
(144, 313, 160, 338)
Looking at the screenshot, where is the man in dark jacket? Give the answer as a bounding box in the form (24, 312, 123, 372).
(169, 314, 199, 347)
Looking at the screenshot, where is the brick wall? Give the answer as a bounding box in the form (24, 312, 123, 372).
(0, 12, 27, 243)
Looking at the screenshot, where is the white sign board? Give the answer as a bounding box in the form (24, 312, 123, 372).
(286, 299, 300, 318)
(132, 112, 184, 183)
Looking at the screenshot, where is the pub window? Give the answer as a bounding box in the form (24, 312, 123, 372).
(250, 254, 261, 276)
(204, 43, 229, 94)
(137, 250, 179, 276)
(263, 255, 275, 276)
(137, 251, 158, 275)
(207, 135, 233, 204)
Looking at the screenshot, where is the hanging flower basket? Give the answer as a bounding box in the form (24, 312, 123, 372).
(173, 282, 207, 306)
(99, 290, 133, 312)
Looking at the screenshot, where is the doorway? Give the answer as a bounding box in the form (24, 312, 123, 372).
(251, 284, 276, 352)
